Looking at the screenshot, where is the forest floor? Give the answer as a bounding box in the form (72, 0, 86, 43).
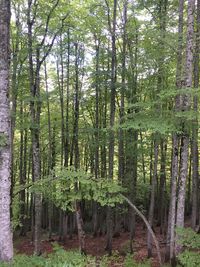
(14, 224, 166, 267)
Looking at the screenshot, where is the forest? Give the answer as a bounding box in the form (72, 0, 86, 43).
(0, 0, 200, 266)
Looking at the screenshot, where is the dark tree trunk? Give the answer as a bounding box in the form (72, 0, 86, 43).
(147, 139, 159, 258)
(106, 0, 117, 255)
(191, 0, 200, 230)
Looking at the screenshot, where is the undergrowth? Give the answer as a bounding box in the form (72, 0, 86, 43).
(0, 244, 154, 267)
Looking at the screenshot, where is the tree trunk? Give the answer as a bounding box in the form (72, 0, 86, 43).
(64, 28, 70, 168)
(191, 0, 200, 230)
(0, 0, 13, 261)
(175, 0, 195, 255)
(93, 39, 100, 237)
(165, 0, 184, 262)
(106, 0, 117, 255)
(158, 141, 167, 234)
(27, 2, 42, 255)
(147, 138, 159, 258)
(114, 0, 127, 238)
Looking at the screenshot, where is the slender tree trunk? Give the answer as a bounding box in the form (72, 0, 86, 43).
(56, 37, 65, 167)
(106, 0, 117, 255)
(147, 138, 159, 258)
(191, 0, 200, 230)
(27, 2, 42, 255)
(19, 99, 27, 236)
(72, 43, 85, 253)
(140, 132, 146, 183)
(93, 39, 100, 237)
(10, 4, 21, 209)
(114, 0, 127, 238)
(159, 141, 167, 234)
(44, 62, 54, 239)
(0, 0, 13, 261)
(64, 28, 70, 168)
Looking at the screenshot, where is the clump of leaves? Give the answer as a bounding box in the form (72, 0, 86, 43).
(29, 167, 125, 212)
(176, 227, 200, 248)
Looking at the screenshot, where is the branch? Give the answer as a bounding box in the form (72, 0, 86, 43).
(39, 13, 69, 66)
(120, 194, 162, 266)
(13, 176, 57, 197)
(32, 0, 38, 25)
(104, 0, 112, 35)
(40, 0, 60, 47)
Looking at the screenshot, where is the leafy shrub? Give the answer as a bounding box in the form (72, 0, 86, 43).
(178, 250, 200, 267)
(176, 227, 200, 267)
(0, 244, 94, 267)
(176, 227, 200, 248)
(124, 254, 151, 267)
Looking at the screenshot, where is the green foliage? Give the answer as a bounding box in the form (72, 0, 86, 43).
(29, 167, 125, 211)
(176, 227, 200, 248)
(0, 246, 153, 267)
(124, 254, 151, 267)
(135, 179, 150, 212)
(11, 195, 22, 230)
(0, 245, 94, 267)
(176, 227, 200, 267)
(178, 250, 200, 267)
(119, 87, 200, 136)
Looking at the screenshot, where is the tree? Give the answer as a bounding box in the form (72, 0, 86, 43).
(105, 0, 117, 255)
(175, 0, 195, 255)
(0, 0, 13, 261)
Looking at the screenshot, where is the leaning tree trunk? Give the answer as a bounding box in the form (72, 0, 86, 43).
(0, 0, 13, 261)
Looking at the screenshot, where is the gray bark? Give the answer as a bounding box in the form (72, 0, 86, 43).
(0, 0, 13, 261)
(175, 0, 195, 255)
(166, 0, 183, 262)
(166, 135, 179, 261)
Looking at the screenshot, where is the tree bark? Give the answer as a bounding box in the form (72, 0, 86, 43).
(0, 0, 13, 261)
(106, 0, 117, 255)
(147, 138, 159, 258)
(175, 0, 195, 255)
(165, 0, 184, 262)
(191, 0, 200, 230)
